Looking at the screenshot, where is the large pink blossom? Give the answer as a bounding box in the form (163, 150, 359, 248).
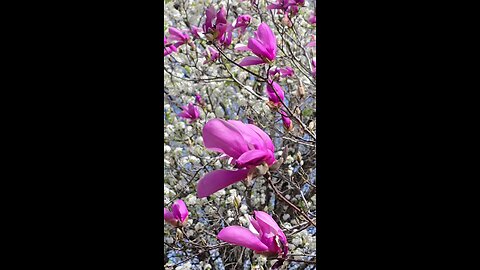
(164, 200, 189, 227)
(197, 119, 276, 198)
(239, 23, 277, 67)
(217, 211, 288, 257)
(178, 103, 200, 122)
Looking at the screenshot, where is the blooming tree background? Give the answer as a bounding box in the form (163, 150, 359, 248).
(164, 0, 317, 269)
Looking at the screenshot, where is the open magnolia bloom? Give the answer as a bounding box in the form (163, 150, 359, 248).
(164, 200, 189, 227)
(217, 211, 288, 258)
(238, 23, 277, 66)
(197, 119, 283, 198)
(178, 103, 200, 122)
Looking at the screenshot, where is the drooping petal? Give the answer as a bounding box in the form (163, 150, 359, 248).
(234, 44, 251, 52)
(217, 226, 269, 252)
(202, 119, 249, 158)
(239, 56, 265, 66)
(235, 149, 271, 168)
(197, 169, 249, 198)
(255, 23, 276, 58)
(172, 200, 189, 222)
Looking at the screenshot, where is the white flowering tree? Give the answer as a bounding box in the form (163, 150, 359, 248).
(164, 0, 316, 269)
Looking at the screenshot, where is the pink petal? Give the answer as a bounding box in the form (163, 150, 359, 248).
(246, 124, 275, 154)
(202, 119, 249, 159)
(172, 200, 189, 222)
(226, 120, 267, 151)
(217, 226, 269, 252)
(168, 27, 185, 40)
(235, 149, 271, 168)
(216, 6, 227, 25)
(248, 38, 274, 61)
(234, 44, 251, 52)
(178, 111, 192, 119)
(164, 208, 175, 222)
(255, 23, 276, 58)
(204, 6, 216, 31)
(254, 211, 282, 235)
(197, 169, 249, 198)
(239, 56, 265, 67)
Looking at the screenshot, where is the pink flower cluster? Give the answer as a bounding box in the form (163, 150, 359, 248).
(164, 118, 289, 258)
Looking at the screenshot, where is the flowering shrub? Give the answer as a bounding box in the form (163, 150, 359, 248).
(164, 0, 316, 269)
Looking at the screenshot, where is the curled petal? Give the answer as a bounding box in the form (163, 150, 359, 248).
(234, 44, 251, 52)
(197, 169, 249, 198)
(217, 226, 269, 252)
(239, 56, 265, 66)
(235, 149, 271, 168)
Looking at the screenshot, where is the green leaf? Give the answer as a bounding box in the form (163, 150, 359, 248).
(302, 108, 314, 117)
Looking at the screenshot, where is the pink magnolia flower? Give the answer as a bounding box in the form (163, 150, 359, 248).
(195, 93, 205, 106)
(203, 46, 220, 64)
(197, 119, 276, 198)
(217, 211, 288, 258)
(280, 110, 293, 131)
(203, 6, 233, 47)
(233, 15, 252, 35)
(164, 36, 177, 56)
(164, 200, 189, 227)
(266, 80, 285, 107)
(308, 12, 316, 25)
(178, 103, 200, 122)
(239, 23, 277, 67)
(167, 27, 190, 48)
(269, 66, 294, 78)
